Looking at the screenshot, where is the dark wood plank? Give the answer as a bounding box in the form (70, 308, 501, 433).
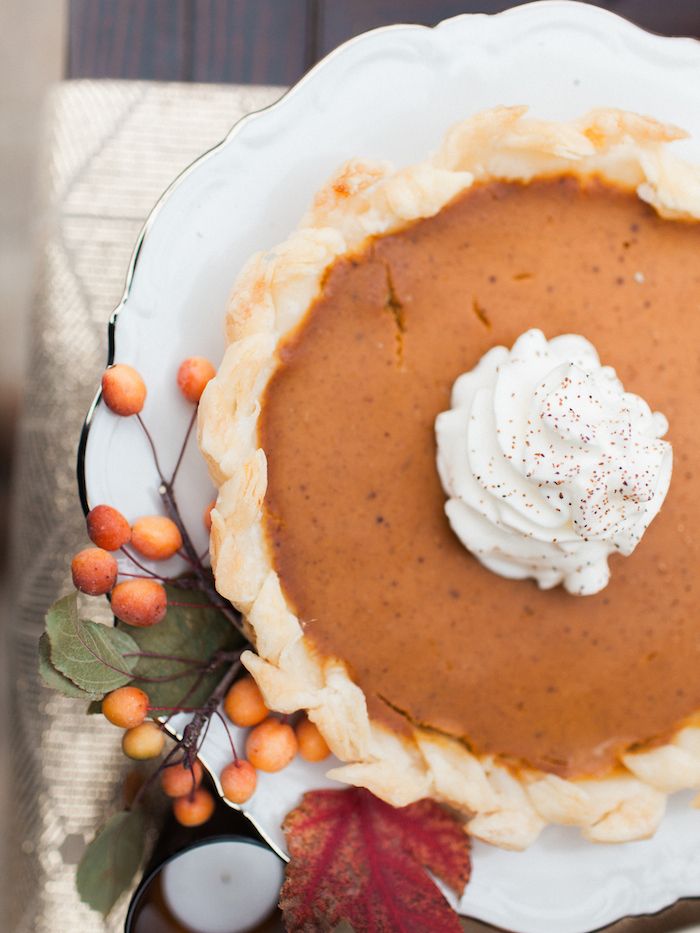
(69, 0, 313, 85)
(606, 0, 700, 37)
(190, 0, 312, 85)
(68, 0, 700, 86)
(317, 0, 700, 55)
(69, 0, 189, 80)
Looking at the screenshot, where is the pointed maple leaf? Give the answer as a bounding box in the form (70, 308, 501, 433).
(280, 787, 471, 933)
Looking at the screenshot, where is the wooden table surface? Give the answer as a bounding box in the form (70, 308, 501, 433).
(68, 0, 700, 86)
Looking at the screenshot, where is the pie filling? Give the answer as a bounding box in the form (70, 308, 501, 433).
(259, 176, 700, 779)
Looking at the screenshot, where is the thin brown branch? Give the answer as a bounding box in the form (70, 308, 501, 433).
(137, 414, 167, 483)
(170, 407, 197, 487)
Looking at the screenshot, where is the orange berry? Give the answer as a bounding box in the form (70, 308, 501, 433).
(296, 716, 331, 763)
(101, 364, 146, 416)
(160, 759, 204, 798)
(111, 579, 167, 627)
(102, 686, 149, 728)
(220, 759, 257, 804)
(131, 515, 183, 561)
(173, 787, 215, 827)
(122, 721, 165, 760)
(177, 356, 216, 404)
(71, 547, 118, 595)
(203, 499, 216, 533)
(223, 676, 269, 728)
(246, 718, 298, 773)
(86, 504, 131, 551)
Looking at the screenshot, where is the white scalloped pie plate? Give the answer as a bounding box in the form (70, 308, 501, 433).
(80, 4, 700, 931)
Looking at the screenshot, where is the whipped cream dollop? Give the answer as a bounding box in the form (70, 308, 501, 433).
(435, 329, 672, 596)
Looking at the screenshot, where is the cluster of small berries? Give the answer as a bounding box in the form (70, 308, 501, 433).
(71, 357, 217, 626)
(78, 355, 328, 829)
(220, 675, 330, 807)
(101, 685, 211, 823)
(72, 507, 179, 625)
(101, 674, 330, 827)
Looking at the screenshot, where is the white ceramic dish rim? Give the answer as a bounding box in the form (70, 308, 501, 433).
(77, 3, 700, 931)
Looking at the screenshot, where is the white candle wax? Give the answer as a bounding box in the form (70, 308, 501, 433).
(162, 839, 284, 933)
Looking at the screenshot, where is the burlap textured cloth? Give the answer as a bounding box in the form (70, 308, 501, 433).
(6, 78, 700, 933)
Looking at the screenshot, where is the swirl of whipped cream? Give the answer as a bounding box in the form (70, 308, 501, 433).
(435, 329, 672, 596)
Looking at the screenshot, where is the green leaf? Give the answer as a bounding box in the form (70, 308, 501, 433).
(76, 810, 146, 916)
(86, 700, 103, 715)
(38, 633, 91, 698)
(123, 584, 243, 710)
(45, 593, 139, 697)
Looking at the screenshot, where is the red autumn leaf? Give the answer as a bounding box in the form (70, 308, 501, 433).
(280, 786, 471, 933)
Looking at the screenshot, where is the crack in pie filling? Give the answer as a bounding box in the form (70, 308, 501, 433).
(198, 108, 700, 849)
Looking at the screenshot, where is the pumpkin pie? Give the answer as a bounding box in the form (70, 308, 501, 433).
(198, 108, 700, 849)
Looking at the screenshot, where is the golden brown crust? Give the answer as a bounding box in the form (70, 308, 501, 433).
(198, 107, 700, 850)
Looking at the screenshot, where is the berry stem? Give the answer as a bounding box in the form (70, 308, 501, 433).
(158, 481, 246, 637)
(118, 549, 199, 590)
(196, 713, 213, 760)
(175, 551, 200, 568)
(170, 407, 197, 487)
(123, 650, 204, 665)
(118, 571, 165, 581)
(127, 647, 243, 687)
(167, 600, 232, 610)
(119, 547, 160, 578)
(137, 414, 167, 484)
(119, 546, 185, 585)
(135, 669, 207, 685)
(161, 669, 210, 728)
(159, 649, 243, 727)
(177, 659, 241, 769)
(214, 709, 239, 761)
(127, 742, 181, 814)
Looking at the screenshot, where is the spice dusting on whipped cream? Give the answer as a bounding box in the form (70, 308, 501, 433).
(436, 329, 673, 595)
